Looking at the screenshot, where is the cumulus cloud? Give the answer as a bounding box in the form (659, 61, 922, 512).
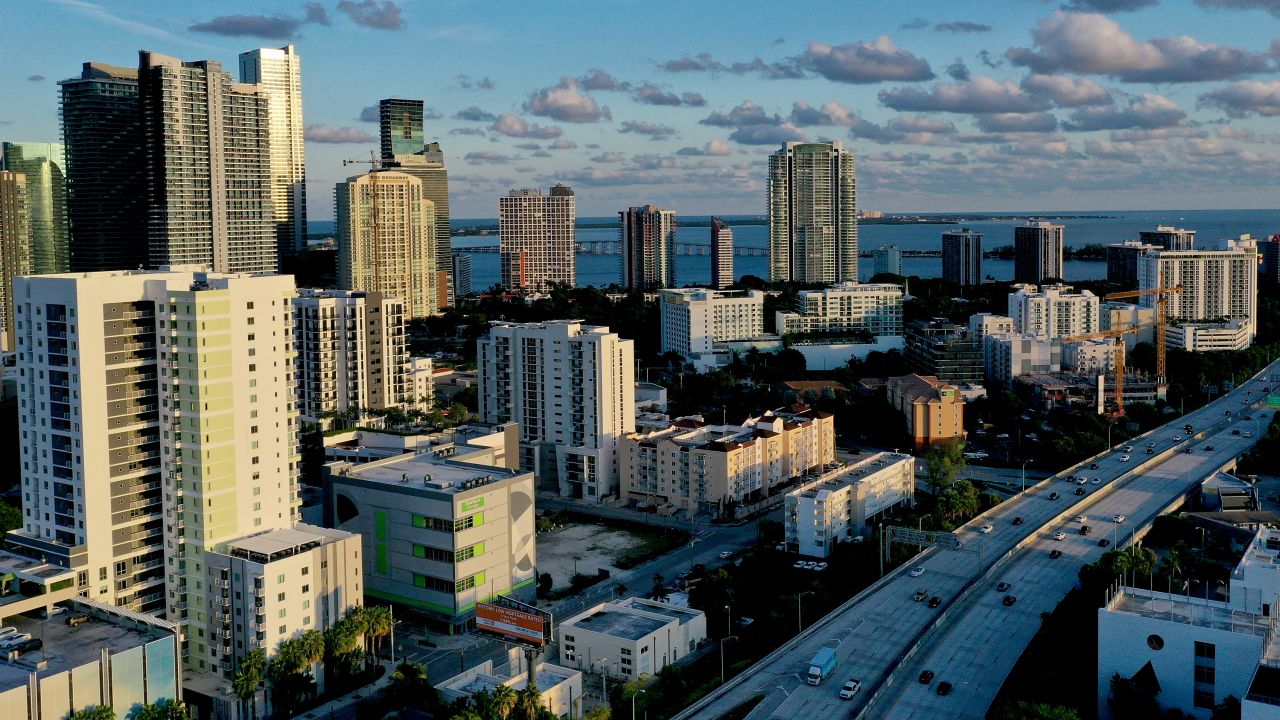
(454, 106, 497, 122)
(1200, 81, 1280, 117)
(879, 76, 1049, 114)
(632, 83, 706, 107)
(851, 115, 958, 144)
(900, 17, 929, 30)
(1062, 93, 1187, 131)
(358, 105, 379, 122)
(1195, 0, 1280, 17)
(659, 52, 803, 79)
(337, 0, 404, 30)
(677, 140, 733, 156)
(977, 112, 1060, 133)
(789, 101, 858, 126)
(579, 69, 629, 91)
(27, 75, 44, 82)
(935, 21, 993, 33)
(464, 151, 514, 165)
(802, 36, 935, 83)
(190, 3, 329, 38)
(1020, 74, 1112, 107)
(514, 143, 541, 151)
(549, 139, 578, 150)
(619, 121, 676, 138)
(946, 59, 971, 81)
(304, 124, 375, 143)
(978, 49, 1003, 69)
(526, 77, 610, 123)
(1063, 0, 1158, 10)
(590, 152, 626, 163)
(702, 100, 784, 128)
(490, 113, 562, 139)
(727, 125, 805, 144)
(455, 74, 495, 90)
(449, 127, 487, 137)
(1006, 11, 1271, 82)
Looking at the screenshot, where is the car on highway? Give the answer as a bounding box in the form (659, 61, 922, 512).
(815, 562, 828, 572)
(1185, 448, 1194, 454)
(1123, 446, 1133, 452)
(1147, 442, 1155, 447)
(1053, 531, 1067, 541)
(1114, 514, 1127, 523)
(1146, 448, 1155, 454)
(1121, 455, 1131, 462)
(1245, 431, 1254, 438)
(1090, 463, 1099, 469)
(1174, 435, 1183, 441)
(928, 596, 942, 608)
(1074, 514, 1087, 523)
(919, 670, 935, 684)
(937, 681, 953, 696)
(1206, 445, 1215, 452)
(792, 561, 806, 569)
(909, 566, 926, 577)
(1099, 538, 1111, 547)
(1049, 492, 1060, 500)
(718, 551, 733, 559)
(1013, 516, 1024, 525)
(996, 581, 1011, 592)
(803, 561, 818, 570)
(1080, 525, 1093, 536)
(1050, 549, 1063, 559)
(1003, 595, 1017, 607)
(839, 678, 862, 699)
(979, 524, 994, 534)
(914, 588, 929, 601)
(1076, 477, 1088, 485)
(1226, 410, 1232, 416)
(1091, 477, 1102, 485)
(1075, 487, 1087, 496)
(1234, 429, 1241, 436)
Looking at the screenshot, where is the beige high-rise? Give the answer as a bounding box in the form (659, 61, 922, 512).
(499, 185, 575, 292)
(336, 170, 438, 318)
(239, 45, 307, 259)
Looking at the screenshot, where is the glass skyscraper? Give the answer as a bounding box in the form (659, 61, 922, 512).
(767, 141, 858, 284)
(239, 45, 307, 259)
(0, 142, 69, 275)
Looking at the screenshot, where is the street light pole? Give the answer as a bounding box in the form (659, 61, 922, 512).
(720, 635, 738, 684)
(724, 604, 732, 638)
(632, 688, 646, 720)
(1021, 459, 1032, 493)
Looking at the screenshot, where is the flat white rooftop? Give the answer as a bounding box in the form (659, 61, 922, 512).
(333, 452, 525, 494)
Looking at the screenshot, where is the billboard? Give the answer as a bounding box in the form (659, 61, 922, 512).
(476, 597, 551, 648)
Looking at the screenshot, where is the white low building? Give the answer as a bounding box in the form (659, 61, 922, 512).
(785, 453, 915, 558)
(659, 288, 764, 370)
(984, 333, 1062, 385)
(557, 598, 707, 680)
(438, 648, 583, 719)
(408, 356, 434, 409)
(775, 282, 904, 338)
(1097, 529, 1280, 719)
(1168, 320, 1254, 352)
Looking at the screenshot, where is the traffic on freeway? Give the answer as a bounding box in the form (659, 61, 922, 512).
(679, 365, 1280, 720)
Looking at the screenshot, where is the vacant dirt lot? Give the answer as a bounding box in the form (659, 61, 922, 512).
(537, 522, 646, 591)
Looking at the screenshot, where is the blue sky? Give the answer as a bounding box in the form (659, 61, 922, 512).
(3, 0, 1280, 219)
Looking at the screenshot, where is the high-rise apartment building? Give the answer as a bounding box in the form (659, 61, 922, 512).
(1106, 240, 1160, 287)
(379, 100, 453, 305)
(767, 141, 857, 283)
(873, 245, 901, 276)
(294, 289, 409, 425)
(942, 228, 982, 287)
(7, 270, 300, 637)
(335, 170, 438, 318)
(1138, 236, 1259, 346)
(0, 171, 32, 351)
(1013, 222, 1064, 284)
(499, 185, 575, 292)
(239, 45, 307, 260)
(477, 321, 635, 501)
(1261, 235, 1280, 287)
(138, 51, 277, 274)
(1140, 225, 1196, 251)
(710, 217, 734, 290)
(452, 252, 473, 298)
(1, 142, 69, 274)
(58, 62, 146, 272)
(659, 289, 765, 368)
(1008, 283, 1100, 339)
(619, 205, 676, 289)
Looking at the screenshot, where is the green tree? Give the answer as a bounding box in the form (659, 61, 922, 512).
(582, 706, 612, 720)
(232, 648, 266, 720)
(1109, 672, 1161, 718)
(385, 661, 439, 713)
(362, 605, 394, 663)
(923, 439, 966, 498)
(1211, 695, 1241, 720)
(536, 572, 553, 598)
(650, 573, 668, 601)
(72, 707, 116, 720)
(131, 699, 190, 720)
(990, 702, 1080, 720)
(936, 480, 981, 525)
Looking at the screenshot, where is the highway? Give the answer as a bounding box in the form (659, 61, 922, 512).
(680, 364, 1280, 720)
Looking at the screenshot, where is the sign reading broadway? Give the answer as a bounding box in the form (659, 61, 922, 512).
(475, 595, 552, 648)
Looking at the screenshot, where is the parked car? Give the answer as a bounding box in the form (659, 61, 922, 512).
(0, 627, 16, 640)
(839, 678, 863, 699)
(978, 525, 994, 534)
(1050, 549, 1063, 559)
(12, 638, 41, 654)
(1174, 436, 1183, 441)
(919, 670, 935, 684)
(803, 561, 818, 570)
(792, 561, 806, 569)
(1076, 477, 1088, 485)
(0, 633, 31, 650)
(909, 566, 926, 578)
(1053, 531, 1067, 541)
(1206, 445, 1215, 452)
(65, 614, 90, 627)
(1245, 431, 1254, 438)
(814, 562, 828, 572)
(1002, 595, 1017, 607)
(928, 596, 942, 608)
(937, 681, 953, 696)
(1185, 448, 1194, 454)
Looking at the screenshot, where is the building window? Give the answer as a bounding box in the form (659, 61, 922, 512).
(1193, 690, 1215, 709)
(1194, 642, 1216, 659)
(1146, 635, 1164, 651)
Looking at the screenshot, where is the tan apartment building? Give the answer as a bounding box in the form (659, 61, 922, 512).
(885, 374, 965, 450)
(620, 408, 835, 516)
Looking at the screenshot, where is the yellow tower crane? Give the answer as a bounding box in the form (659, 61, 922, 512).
(1062, 326, 1138, 416)
(1103, 284, 1184, 386)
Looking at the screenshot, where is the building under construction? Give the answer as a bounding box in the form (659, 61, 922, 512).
(1015, 372, 1166, 413)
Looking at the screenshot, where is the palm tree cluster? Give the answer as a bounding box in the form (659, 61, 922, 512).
(446, 682, 559, 720)
(68, 701, 190, 720)
(311, 396, 472, 435)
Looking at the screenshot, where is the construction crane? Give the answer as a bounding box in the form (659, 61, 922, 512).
(1103, 285, 1184, 386)
(342, 151, 384, 292)
(1062, 326, 1138, 416)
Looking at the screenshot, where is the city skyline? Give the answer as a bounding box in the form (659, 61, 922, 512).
(2, 1, 1278, 220)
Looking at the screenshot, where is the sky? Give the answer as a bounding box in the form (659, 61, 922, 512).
(2, 0, 1280, 220)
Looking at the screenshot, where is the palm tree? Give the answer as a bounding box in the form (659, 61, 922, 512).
(513, 684, 543, 720)
(70, 707, 115, 720)
(132, 699, 190, 720)
(492, 684, 518, 719)
(362, 605, 394, 664)
(232, 648, 267, 719)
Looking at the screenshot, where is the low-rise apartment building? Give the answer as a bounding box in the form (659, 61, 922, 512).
(325, 450, 536, 633)
(884, 374, 965, 450)
(775, 282, 903, 339)
(620, 408, 836, 516)
(557, 598, 706, 680)
(785, 453, 915, 557)
(659, 288, 765, 371)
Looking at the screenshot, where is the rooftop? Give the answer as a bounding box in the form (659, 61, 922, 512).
(225, 524, 353, 564)
(793, 453, 914, 500)
(1106, 586, 1271, 639)
(330, 451, 525, 494)
(562, 606, 670, 641)
(452, 663, 578, 696)
(618, 598, 702, 623)
(0, 599, 175, 692)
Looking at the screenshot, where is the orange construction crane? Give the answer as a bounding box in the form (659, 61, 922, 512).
(1103, 285, 1184, 385)
(1063, 326, 1138, 416)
